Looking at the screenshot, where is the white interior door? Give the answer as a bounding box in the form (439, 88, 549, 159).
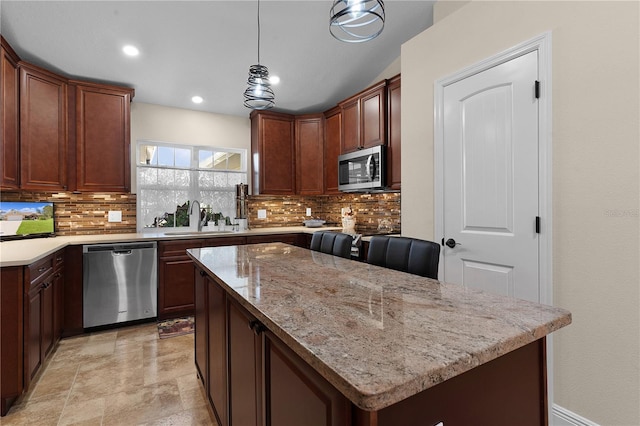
(442, 50, 540, 302)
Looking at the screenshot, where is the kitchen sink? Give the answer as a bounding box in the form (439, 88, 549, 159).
(163, 230, 234, 236)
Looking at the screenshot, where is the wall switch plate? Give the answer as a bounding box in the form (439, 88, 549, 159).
(108, 210, 122, 222)
(306, 208, 312, 216)
(257, 209, 267, 219)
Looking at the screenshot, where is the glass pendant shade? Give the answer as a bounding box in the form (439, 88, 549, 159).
(243, 64, 275, 110)
(244, 0, 275, 110)
(330, 0, 385, 43)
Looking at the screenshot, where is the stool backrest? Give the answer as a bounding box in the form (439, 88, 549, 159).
(367, 236, 440, 279)
(309, 231, 353, 259)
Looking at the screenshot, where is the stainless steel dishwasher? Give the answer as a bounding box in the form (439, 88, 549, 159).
(83, 241, 157, 328)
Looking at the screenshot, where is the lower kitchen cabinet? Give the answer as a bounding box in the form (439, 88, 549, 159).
(0, 249, 64, 415)
(159, 236, 247, 320)
(194, 268, 351, 426)
(245, 233, 305, 247)
(0, 267, 23, 416)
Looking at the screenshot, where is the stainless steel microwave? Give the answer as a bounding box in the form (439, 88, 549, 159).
(338, 145, 385, 192)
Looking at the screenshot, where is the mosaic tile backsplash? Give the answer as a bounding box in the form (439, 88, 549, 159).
(248, 193, 401, 234)
(0, 191, 137, 235)
(0, 191, 399, 236)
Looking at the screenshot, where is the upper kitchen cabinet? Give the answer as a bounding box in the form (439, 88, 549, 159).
(339, 81, 386, 154)
(0, 36, 20, 190)
(19, 63, 68, 191)
(295, 114, 324, 195)
(323, 107, 341, 194)
(251, 110, 296, 195)
(71, 81, 134, 192)
(386, 75, 401, 190)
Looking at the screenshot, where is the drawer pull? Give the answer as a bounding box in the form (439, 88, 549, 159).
(38, 266, 47, 272)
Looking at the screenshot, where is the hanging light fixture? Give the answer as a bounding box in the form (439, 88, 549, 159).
(329, 0, 385, 43)
(244, 0, 275, 110)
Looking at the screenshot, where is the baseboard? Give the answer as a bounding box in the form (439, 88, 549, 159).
(553, 404, 600, 426)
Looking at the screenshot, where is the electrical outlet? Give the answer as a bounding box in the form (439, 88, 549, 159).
(257, 209, 267, 219)
(306, 208, 312, 216)
(108, 210, 122, 222)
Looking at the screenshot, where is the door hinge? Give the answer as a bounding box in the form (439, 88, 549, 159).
(535, 216, 541, 233)
(441, 237, 445, 246)
(535, 80, 541, 99)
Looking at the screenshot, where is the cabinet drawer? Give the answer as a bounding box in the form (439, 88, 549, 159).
(203, 236, 247, 247)
(158, 239, 203, 257)
(27, 256, 53, 285)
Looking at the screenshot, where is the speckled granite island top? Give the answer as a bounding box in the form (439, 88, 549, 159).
(188, 243, 571, 412)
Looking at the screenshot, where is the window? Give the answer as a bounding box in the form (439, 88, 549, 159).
(136, 141, 247, 231)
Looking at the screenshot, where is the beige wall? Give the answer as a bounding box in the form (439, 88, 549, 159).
(402, 1, 639, 424)
(130, 102, 251, 193)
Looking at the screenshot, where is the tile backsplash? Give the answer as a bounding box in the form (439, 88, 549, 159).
(248, 193, 401, 234)
(0, 191, 137, 235)
(0, 191, 399, 236)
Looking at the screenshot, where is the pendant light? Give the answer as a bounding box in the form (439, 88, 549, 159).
(244, 0, 275, 110)
(329, 0, 385, 43)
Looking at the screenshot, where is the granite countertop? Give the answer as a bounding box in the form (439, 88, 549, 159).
(188, 242, 572, 411)
(0, 226, 341, 267)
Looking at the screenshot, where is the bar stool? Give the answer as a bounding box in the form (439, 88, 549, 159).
(367, 235, 440, 279)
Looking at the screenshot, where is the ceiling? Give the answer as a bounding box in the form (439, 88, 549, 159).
(0, 1, 435, 118)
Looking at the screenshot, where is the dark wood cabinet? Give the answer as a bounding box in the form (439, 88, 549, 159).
(0, 36, 20, 190)
(228, 299, 261, 426)
(23, 250, 63, 389)
(159, 236, 248, 320)
(386, 75, 401, 190)
(158, 240, 203, 320)
(323, 107, 342, 194)
(207, 275, 228, 426)
(264, 329, 351, 426)
(250, 110, 296, 195)
(19, 63, 68, 191)
(0, 267, 23, 416)
(194, 268, 208, 386)
(339, 81, 386, 154)
(246, 233, 304, 247)
(295, 114, 324, 195)
(72, 81, 133, 192)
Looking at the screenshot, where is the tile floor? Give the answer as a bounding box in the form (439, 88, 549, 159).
(1, 322, 217, 425)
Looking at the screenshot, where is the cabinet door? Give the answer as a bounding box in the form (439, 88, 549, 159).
(323, 108, 341, 194)
(0, 38, 20, 190)
(0, 267, 24, 416)
(41, 278, 55, 359)
(20, 63, 68, 191)
(251, 111, 295, 195)
(25, 284, 42, 383)
(194, 268, 207, 388)
(158, 257, 197, 320)
(361, 84, 386, 149)
(386, 75, 401, 190)
(52, 266, 65, 343)
(295, 115, 324, 195)
(207, 278, 228, 426)
(340, 98, 360, 154)
(74, 82, 133, 192)
(263, 330, 351, 426)
(228, 299, 261, 426)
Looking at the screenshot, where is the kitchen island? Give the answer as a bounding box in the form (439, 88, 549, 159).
(188, 243, 571, 426)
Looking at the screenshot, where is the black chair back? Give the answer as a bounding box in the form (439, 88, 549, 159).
(309, 231, 353, 259)
(367, 236, 440, 279)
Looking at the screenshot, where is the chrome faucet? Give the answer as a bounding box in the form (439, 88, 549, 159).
(189, 200, 206, 232)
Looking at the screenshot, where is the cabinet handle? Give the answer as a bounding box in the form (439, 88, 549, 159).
(38, 267, 47, 272)
(54, 273, 61, 279)
(249, 320, 265, 335)
(199, 270, 206, 277)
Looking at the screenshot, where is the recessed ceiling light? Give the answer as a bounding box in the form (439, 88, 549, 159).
(122, 45, 139, 57)
(269, 75, 280, 85)
(192, 96, 204, 104)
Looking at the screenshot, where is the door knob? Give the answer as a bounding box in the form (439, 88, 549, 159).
(445, 238, 461, 248)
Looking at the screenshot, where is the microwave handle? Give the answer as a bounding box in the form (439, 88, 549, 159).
(365, 154, 376, 182)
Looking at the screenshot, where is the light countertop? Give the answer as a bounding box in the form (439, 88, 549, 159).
(187, 243, 572, 411)
(0, 226, 341, 267)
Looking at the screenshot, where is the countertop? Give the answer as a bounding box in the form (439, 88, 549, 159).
(0, 226, 341, 267)
(188, 242, 572, 411)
